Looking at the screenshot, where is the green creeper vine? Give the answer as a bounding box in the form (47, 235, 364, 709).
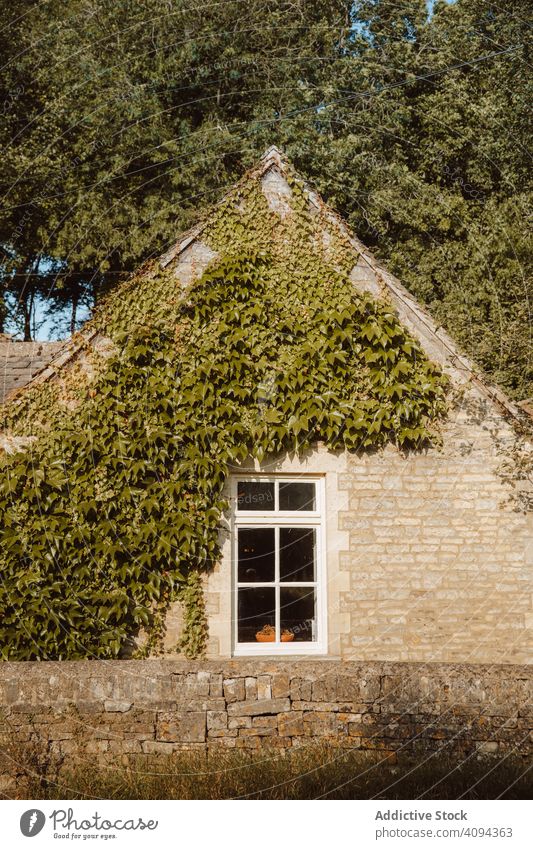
(0, 169, 448, 660)
(176, 570, 208, 659)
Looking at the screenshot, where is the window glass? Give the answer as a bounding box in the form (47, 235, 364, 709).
(237, 480, 275, 511)
(238, 587, 276, 643)
(278, 481, 315, 511)
(238, 527, 275, 583)
(279, 527, 316, 582)
(280, 587, 317, 642)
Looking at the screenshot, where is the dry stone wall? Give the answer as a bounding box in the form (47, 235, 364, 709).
(0, 660, 531, 787)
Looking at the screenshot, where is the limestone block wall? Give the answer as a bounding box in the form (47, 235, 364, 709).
(338, 386, 533, 665)
(0, 660, 531, 791)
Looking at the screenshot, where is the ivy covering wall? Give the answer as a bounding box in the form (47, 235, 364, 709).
(0, 168, 447, 660)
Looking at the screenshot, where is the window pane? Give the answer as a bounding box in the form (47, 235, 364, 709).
(280, 587, 317, 642)
(279, 527, 316, 582)
(238, 528, 275, 583)
(278, 481, 315, 511)
(237, 480, 274, 511)
(238, 587, 276, 643)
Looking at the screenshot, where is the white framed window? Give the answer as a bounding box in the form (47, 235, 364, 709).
(232, 476, 327, 656)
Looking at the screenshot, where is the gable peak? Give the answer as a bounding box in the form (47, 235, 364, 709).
(259, 145, 287, 173)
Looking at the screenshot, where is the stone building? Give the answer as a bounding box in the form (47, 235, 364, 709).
(191, 150, 532, 665)
(1, 146, 532, 667)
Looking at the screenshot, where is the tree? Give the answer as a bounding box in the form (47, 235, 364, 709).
(0, 0, 530, 398)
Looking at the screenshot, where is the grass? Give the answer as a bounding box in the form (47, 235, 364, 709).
(9, 745, 533, 800)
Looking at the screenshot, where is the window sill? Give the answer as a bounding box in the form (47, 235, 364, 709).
(233, 646, 330, 658)
(231, 654, 340, 661)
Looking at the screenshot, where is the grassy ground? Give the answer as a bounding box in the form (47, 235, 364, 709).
(12, 746, 533, 800)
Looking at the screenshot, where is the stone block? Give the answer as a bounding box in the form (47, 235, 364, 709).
(104, 700, 132, 713)
(223, 678, 245, 703)
(107, 739, 142, 754)
(278, 712, 304, 737)
(184, 673, 209, 697)
(157, 712, 206, 743)
(48, 726, 75, 741)
(209, 737, 237, 748)
(207, 711, 228, 731)
(257, 676, 272, 700)
(75, 701, 104, 715)
(291, 701, 352, 713)
(477, 741, 499, 754)
(311, 677, 337, 702)
(123, 730, 155, 742)
(337, 713, 362, 733)
(142, 741, 180, 755)
(228, 717, 252, 730)
(210, 674, 223, 697)
(197, 670, 211, 684)
(208, 729, 237, 739)
(235, 736, 262, 749)
(239, 727, 277, 737)
(227, 698, 290, 717)
(265, 736, 293, 748)
(252, 715, 278, 728)
(245, 677, 258, 700)
(174, 698, 226, 712)
(303, 711, 338, 736)
(271, 674, 290, 699)
(84, 740, 110, 754)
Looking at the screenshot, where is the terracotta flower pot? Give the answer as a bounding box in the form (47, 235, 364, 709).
(255, 625, 275, 642)
(256, 632, 275, 642)
(255, 626, 295, 642)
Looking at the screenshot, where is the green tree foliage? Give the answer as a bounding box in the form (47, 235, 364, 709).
(0, 0, 348, 332)
(294, 0, 532, 398)
(0, 0, 530, 396)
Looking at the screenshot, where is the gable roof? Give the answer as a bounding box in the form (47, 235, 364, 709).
(0, 146, 530, 433)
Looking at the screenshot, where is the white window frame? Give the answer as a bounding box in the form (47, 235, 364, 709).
(232, 475, 327, 656)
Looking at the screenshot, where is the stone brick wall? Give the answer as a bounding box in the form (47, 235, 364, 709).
(338, 385, 533, 665)
(1, 660, 531, 788)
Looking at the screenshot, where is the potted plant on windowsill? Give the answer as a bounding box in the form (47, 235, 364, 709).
(255, 625, 295, 642)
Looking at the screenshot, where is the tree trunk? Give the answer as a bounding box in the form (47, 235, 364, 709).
(19, 258, 38, 341)
(70, 293, 78, 335)
(22, 290, 34, 341)
(0, 288, 6, 335)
